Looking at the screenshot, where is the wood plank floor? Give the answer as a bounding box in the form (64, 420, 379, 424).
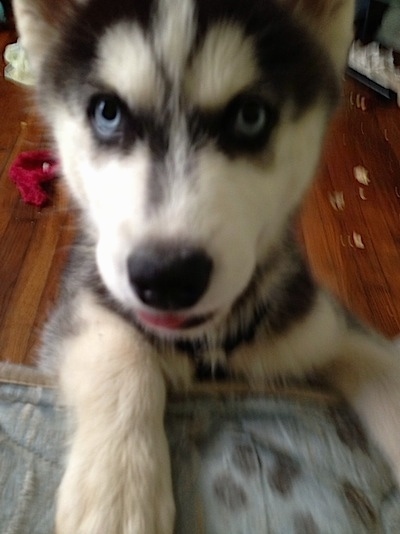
(0, 29, 76, 364)
(301, 79, 400, 337)
(1, 28, 400, 366)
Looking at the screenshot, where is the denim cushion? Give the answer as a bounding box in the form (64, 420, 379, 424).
(1, 362, 399, 534)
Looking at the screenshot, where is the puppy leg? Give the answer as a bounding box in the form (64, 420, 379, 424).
(323, 331, 400, 484)
(55, 291, 175, 534)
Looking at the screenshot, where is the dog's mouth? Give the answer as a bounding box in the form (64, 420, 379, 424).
(135, 309, 215, 333)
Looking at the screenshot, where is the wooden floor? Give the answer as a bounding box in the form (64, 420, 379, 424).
(0, 29, 76, 364)
(301, 78, 400, 337)
(1, 28, 400, 366)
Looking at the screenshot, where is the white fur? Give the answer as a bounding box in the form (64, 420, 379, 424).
(185, 23, 259, 109)
(153, 0, 196, 85)
(12, 0, 60, 74)
(230, 291, 341, 383)
(56, 291, 175, 533)
(97, 22, 162, 109)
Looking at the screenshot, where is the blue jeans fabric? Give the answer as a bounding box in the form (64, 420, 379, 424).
(1, 362, 399, 534)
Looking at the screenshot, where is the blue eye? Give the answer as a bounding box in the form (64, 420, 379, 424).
(234, 100, 267, 138)
(90, 95, 124, 141)
(220, 95, 277, 152)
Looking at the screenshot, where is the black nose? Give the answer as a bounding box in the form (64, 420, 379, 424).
(128, 243, 213, 311)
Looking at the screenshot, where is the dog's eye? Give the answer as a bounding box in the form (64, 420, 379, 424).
(221, 96, 277, 152)
(234, 100, 268, 138)
(89, 95, 124, 141)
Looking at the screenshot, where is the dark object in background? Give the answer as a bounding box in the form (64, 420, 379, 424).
(355, 0, 390, 44)
(0, 1, 12, 29)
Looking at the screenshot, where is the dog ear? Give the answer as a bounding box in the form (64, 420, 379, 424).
(12, 0, 82, 74)
(279, 0, 355, 71)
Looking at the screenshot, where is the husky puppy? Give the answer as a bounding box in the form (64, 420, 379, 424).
(12, 0, 400, 532)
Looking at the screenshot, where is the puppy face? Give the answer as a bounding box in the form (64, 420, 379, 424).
(14, 0, 354, 338)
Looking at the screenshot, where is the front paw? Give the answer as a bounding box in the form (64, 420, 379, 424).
(55, 450, 175, 534)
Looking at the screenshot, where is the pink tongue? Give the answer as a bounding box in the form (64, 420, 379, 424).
(137, 311, 187, 330)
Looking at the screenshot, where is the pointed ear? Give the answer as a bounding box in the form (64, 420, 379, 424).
(12, 0, 79, 74)
(280, 0, 355, 71)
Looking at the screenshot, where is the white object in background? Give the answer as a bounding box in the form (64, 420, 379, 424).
(348, 41, 400, 107)
(4, 40, 35, 86)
